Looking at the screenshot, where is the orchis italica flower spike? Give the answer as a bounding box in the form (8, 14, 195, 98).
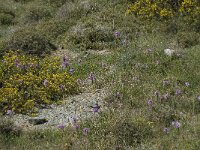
(91, 103, 100, 113)
(89, 72, 94, 83)
(163, 128, 169, 133)
(43, 79, 48, 87)
(6, 110, 13, 115)
(147, 99, 153, 106)
(83, 128, 89, 135)
(57, 124, 65, 130)
(114, 31, 120, 37)
(175, 89, 181, 95)
(172, 121, 181, 128)
(175, 122, 181, 128)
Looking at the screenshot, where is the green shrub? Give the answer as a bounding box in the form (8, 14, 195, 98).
(113, 117, 154, 146)
(43, 0, 70, 7)
(6, 27, 57, 56)
(14, 0, 33, 2)
(127, 0, 200, 19)
(22, 5, 53, 23)
(36, 19, 74, 40)
(0, 6, 15, 25)
(0, 117, 22, 136)
(64, 23, 115, 50)
(177, 31, 200, 48)
(56, 1, 98, 20)
(0, 51, 79, 114)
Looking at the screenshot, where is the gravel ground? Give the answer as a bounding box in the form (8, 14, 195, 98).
(7, 89, 108, 131)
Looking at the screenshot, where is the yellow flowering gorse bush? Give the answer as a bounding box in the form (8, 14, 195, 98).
(127, 0, 200, 19)
(0, 51, 79, 114)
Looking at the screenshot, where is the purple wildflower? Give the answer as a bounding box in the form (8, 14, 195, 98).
(114, 31, 120, 37)
(147, 99, 153, 106)
(83, 128, 89, 135)
(6, 110, 13, 115)
(175, 121, 181, 128)
(175, 89, 181, 95)
(43, 79, 48, 87)
(36, 64, 40, 69)
(172, 121, 181, 128)
(57, 124, 65, 130)
(91, 103, 100, 113)
(89, 72, 95, 83)
(163, 128, 169, 133)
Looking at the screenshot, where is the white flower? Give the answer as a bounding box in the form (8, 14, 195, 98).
(164, 49, 174, 56)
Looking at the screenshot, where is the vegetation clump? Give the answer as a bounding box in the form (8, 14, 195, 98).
(127, 0, 200, 19)
(0, 51, 79, 114)
(6, 27, 57, 56)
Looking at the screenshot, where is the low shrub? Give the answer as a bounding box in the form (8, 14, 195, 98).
(43, 0, 71, 7)
(35, 19, 74, 40)
(0, 51, 79, 114)
(177, 31, 200, 48)
(56, 1, 98, 20)
(22, 5, 53, 23)
(6, 27, 57, 56)
(63, 23, 115, 50)
(113, 117, 154, 146)
(127, 0, 200, 20)
(0, 117, 22, 136)
(0, 6, 15, 25)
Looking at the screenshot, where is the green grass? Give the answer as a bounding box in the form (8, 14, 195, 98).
(1, 0, 200, 149)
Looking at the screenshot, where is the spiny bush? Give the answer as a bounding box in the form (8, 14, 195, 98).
(62, 22, 115, 50)
(127, 0, 200, 19)
(6, 27, 57, 56)
(0, 117, 22, 136)
(0, 51, 79, 114)
(0, 5, 15, 25)
(177, 31, 200, 48)
(14, 0, 34, 2)
(43, 0, 73, 7)
(22, 5, 53, 23)
(56, 0, 98, 20)
(35, 19, 75, 41)
(113, 117, 154, 146)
